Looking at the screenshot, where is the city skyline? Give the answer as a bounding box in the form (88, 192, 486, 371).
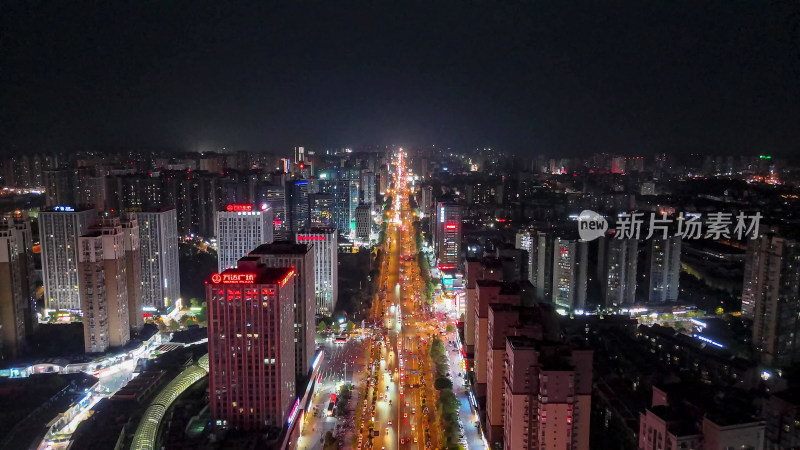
(2, 2, 799, 156)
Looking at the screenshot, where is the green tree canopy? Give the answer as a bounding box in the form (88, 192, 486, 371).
(434, 376, 453, 390)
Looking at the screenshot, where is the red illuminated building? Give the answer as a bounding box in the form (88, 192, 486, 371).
(207, 257, 296, 431)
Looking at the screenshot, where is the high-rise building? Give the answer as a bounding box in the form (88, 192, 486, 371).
(598, 237, 638, 307)
(464, 259, 503, 360)
(216, 204, 274, 272)
(297, 229, 339, 316)
(486, 304, 551, 443)
(647, 236, 681, 303)
(355, 204, 371, 242)
(43, 169, 74, 207)
(264, 183, 287, 240)
(552, 237, 588, 312)
(284, 180, 310, 237)
(744, 234, 800, 368)
(473, 281, 531, 400)
(121, 215, 143, 330)
(529, 231, 554, 302)
(0, 213, 36, 360)
(78, 217, 130, 353)
(249, 242, 315, 377)
(503, 337, 593, 450)
(639, 386, 764, 450)
(134, 209, 180, 311)
(318, 168, 360, 237)
(207, 259, 296, 431)
(420, 186, 433, 217)
(361, 171, 376, 207)
(434, 202, 462, 269)
(309, 194, 334, 228)
(40, 207, 97, 311)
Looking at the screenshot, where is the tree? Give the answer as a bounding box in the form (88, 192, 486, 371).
(158, 321, 167, 332)
(445, 323, 455, 333)
(434, 376, 453, 390)
(318, 320, 328, 333)
(168, 318, 179, 330)
(346, 320, 356, 332)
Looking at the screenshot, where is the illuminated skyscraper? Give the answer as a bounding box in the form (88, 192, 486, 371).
(647, 236, 681, 303)
(207, 259, 296, 430)
(434, 201, 462, 269)
(296, 228, 338, 315)
(598, 237, 638, 307)
(133, 209, 180, 311)
(216, 204, 274, 272)
(744, 234, 800, 368)
(40, 207, 97, 311)
(552, 237, 588, 312)
(249, 242, 315, 377)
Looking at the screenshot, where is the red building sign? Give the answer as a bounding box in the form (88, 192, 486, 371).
(226, 204, 253, 212)
(210, 272, 257, 284)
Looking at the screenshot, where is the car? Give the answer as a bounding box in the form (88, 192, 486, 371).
(412, 408, 416, 414)
(388, 419, 392, 425)
(414, 437, 418, 443)
(404, 412, 408, 418)
(411, 426, 416, 432)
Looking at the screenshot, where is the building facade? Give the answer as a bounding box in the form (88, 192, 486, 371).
(355, 203, 371, 242)
(296, 228, 338, 315)
(434, 201, 462, 269)
(0, 214, 36, 360)
(598, 237, 638, 307)
(216, 204, 274, 272)
(78, 218, 130, 352)
(249, 242, 315, 377)
(40, 207, 97, 311)
(647, 236, 681, 303)
(134, 209, 180, 311)
(552, 237, 588, 312)
(503, 337, 593, 450)
(744, 234, 800, 368)
(207, 259, 296, 430)
(121, 215, 143, 330)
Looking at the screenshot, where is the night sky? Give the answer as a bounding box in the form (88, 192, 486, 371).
(1, 1, 799, 156)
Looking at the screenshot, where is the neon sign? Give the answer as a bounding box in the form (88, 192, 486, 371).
(438, 264, 455, 270)
(226, 204, 252, 212)
(445, 223, 457, 230)
(297, 236, 326, 241)
(279, 269, 295, 287)
(287, 398, 301, 426)
(210, 273, 256, 284)
(54, 206, 74, 212)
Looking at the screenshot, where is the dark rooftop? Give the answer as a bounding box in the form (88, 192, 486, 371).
(250, 241, 310, 255)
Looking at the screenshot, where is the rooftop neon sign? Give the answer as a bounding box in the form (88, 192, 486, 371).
(210, 273, 256, 284)
(226, 204, 252, 212)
